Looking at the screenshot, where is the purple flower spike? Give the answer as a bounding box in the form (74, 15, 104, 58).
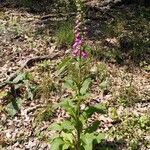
(73, 36, 82, 50)
(75, 33, 81, 40)
(77, 39, 82, 45)
(81, 51, 87, 59)
(72, 49, 79, 57)
(75, 37, 80, 43)
(72, 1, 88, 59)
(73, 42, 78, 49)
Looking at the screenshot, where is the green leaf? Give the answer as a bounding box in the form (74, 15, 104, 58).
(1, 80, 14, 85)
(0, 82, 6, 87)
(48, 122, 62, 132)
(59, 99, 76, 118)
(50, 137, 64, 150)
(49, 120, 74, 133)
(94, 103, 107, 113)
(62, 132, 74, 144)
(27, 88, 34, 100)
(99, 80, 110, 90)
(143, 65, 150, 72)
(24, 80, 35, 100)
(85, 120, 100, 133)
(13, 72, 26, 83)
(26, 85, 34, 100)
(61, 120, 75, 131)
(57, 57, 71, 75)
(64, 79, 76, 91)
(80, 112, 87, 124)
(6, 98, 22, 117)
(80, 78, 91, 95)
(81, 133, 94, 150)
(85, 104, 106, 119)
(95, 133, 105, 144)
(81, 133, 105, 150)
(48, 133, 60, 143)
(62, 143, 70, 150)
(14, 83, 23, 89)
(0, 91, 7, 99)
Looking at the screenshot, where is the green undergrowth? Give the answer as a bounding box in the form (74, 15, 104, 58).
(54, 19, 74, 49)
(108, 113, 150, 150)
(90, 6, 150, 67)
(0, 55, 149, 149)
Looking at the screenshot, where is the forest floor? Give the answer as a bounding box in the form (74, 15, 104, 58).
(0, 2, 150, 150)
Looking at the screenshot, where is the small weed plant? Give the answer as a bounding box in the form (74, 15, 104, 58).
(55, 20, 74, 48)
(49, 1, 105, 150)
(2, 72, 36, 116)
(109, 113, 150, 150)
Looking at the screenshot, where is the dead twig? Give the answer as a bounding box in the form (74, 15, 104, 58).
(0, 52, 62, 89)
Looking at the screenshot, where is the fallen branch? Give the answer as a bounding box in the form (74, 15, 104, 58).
(0, 52, 62, 89)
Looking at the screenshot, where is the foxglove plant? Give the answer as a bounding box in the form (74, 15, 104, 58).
(49, 1, 105, 150)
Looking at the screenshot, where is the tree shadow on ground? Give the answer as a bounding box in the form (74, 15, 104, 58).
(86, 4, 150, 67)
(0, 0, 76, 13)
(0, 0, 55, 13)
(94, 139, 127, 150)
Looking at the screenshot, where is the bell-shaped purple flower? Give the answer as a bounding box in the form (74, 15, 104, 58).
(81, 51, 87, 59)
(72, 49, 79, 57)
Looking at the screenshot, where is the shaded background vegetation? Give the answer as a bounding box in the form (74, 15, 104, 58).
(0, 0, 150, 66)
(0, 0, 76, 13)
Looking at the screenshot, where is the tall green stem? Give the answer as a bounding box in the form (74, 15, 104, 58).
(76, 100, 81, 150)
(76, 54, 82, 150)
(75, 1, 84, 149)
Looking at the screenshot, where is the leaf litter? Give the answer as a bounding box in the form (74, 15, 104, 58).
(0, 3, 150, 150)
